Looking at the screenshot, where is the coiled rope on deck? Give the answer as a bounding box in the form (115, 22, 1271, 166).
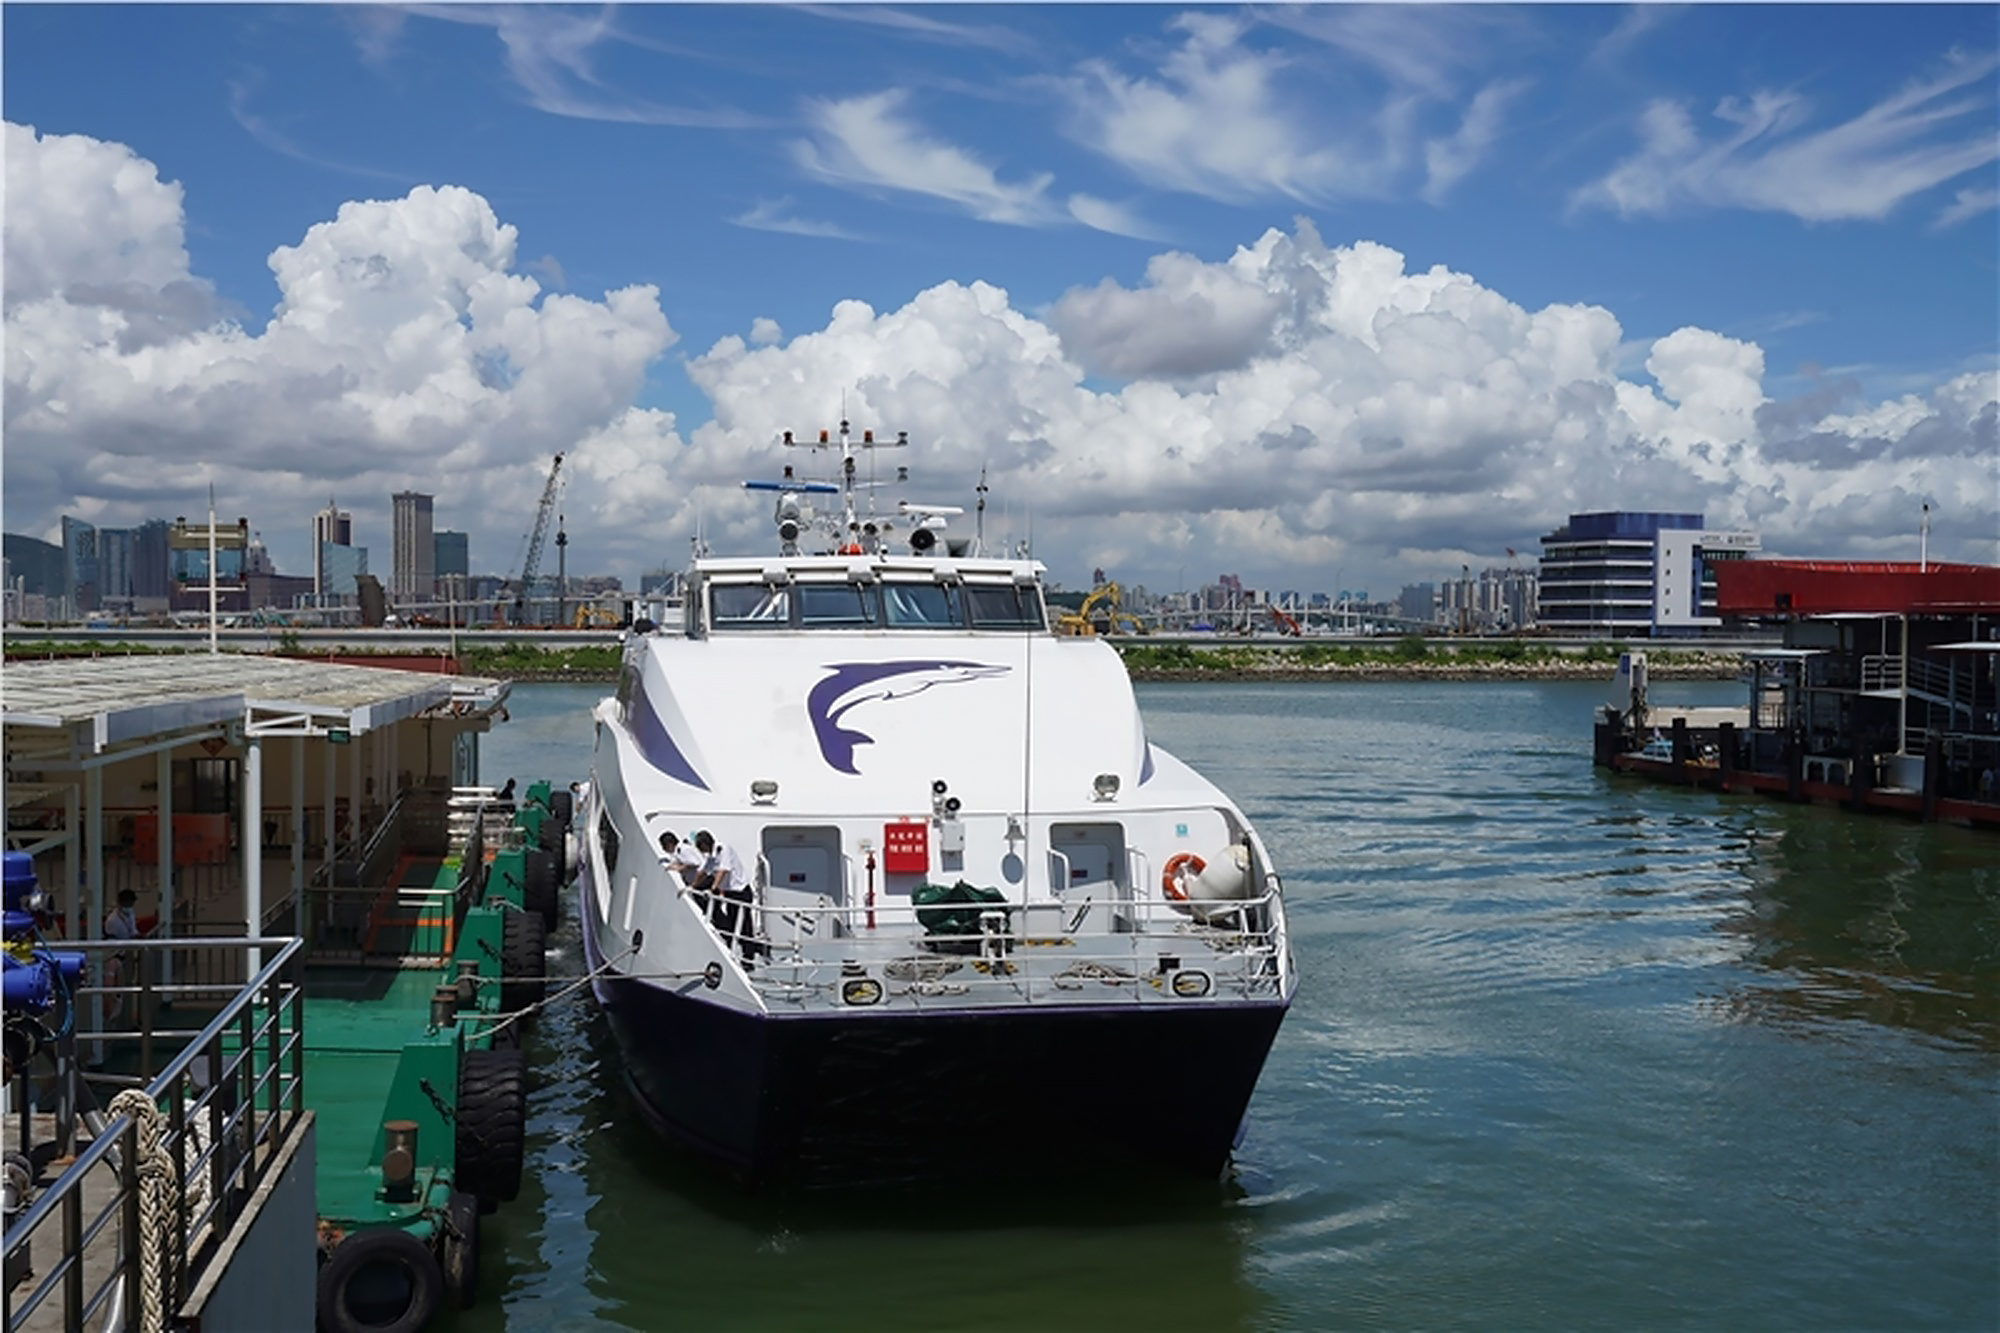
(106, 1088, 177, 1333)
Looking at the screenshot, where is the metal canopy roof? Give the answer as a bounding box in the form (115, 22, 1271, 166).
(2, 655, 509, 753)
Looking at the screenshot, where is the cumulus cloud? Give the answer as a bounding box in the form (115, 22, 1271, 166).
(6, 122, 1995, 598)
(1046, 246, 1291, 379)
(1572, 50, 2000, 222)
(4, 121, 681, 576)
(683, 219, 1997, 583)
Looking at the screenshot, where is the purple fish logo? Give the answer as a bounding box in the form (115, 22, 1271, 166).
(808, 660, 1010, 774)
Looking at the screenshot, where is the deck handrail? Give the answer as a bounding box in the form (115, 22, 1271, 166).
(4, 936, 306, 1332)
(729, 888, 1288, 1007)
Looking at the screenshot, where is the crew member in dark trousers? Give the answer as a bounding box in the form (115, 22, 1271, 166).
(692, 831, 761, 963)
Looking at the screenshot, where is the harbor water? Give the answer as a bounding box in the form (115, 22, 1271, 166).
(460, 679, 1997, 1331)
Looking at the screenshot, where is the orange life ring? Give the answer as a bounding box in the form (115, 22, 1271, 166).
(1162, 852, 1205, 902)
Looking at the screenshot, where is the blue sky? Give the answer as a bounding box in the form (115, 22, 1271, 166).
(5, 3, 1996, 598)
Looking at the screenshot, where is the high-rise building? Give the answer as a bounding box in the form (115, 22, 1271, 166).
(3, 534, 66, 601)
(132, 519, 171, 602)
(320, 543, 368, 602)
(245, 532, 275, 576)
(97, 527, 135, 611)
(60, 516, 98, 617)
(433, 530, 468, 582)
(312, 500, 353, 608)
(391, 491, 434, 606)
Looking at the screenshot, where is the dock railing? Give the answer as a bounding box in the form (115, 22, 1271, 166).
(4, 936, 306, 1333)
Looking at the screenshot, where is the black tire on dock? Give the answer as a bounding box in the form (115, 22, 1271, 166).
(500, 908, 547, 1016)
(317, 1226, 443, 1333)
(438, 1189, 481, 1310)
(455, 1046, 527, 1211)
(524, 846, 560, 930)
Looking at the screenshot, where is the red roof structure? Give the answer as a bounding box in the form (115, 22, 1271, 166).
(1715, 560, 2000, 617)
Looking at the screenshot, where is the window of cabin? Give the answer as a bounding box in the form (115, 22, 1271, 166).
(711, 583, 791, 630)
(883, 582, 962, 628)
(796, 582, 881, 628)
(964, 583, 1045, 631)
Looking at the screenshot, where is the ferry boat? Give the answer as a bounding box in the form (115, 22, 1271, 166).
(577, 424, 1297, 1186)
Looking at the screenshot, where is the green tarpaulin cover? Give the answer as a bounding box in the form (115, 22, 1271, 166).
(911, 880, 1008, 949)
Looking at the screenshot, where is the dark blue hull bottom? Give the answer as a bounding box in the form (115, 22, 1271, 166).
(585, 925, 1285, 1186)
(601, 981, 1287, 1188)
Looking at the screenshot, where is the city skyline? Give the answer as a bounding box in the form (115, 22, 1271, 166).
(4, 6, 1994, 596)
(8, 495, 1749, 641)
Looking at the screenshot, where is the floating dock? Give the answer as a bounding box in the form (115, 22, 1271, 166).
(2, 653, 570, 1329)
(1595, 560, 2000, 829)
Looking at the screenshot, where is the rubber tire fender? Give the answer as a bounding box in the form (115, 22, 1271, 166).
(438, 1189, 481, 1310)
(455, 1046, 527, 1211)
(316, 1227, 443, 1333)
(524, 846, 560, 931)
(549, 788, 573, 828)
(500, 908, 547, 1016)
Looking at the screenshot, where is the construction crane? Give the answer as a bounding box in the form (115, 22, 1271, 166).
(510, 453, 564, 625)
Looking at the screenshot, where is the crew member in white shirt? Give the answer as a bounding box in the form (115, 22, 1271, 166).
(692, 831, 759, 962)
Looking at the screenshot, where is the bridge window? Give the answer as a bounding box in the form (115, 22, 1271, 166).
(883, 582, 961, 628)
(711, 583, 791, 630)
(964, 583, 1045, 631)
(797, 582, 880, 628)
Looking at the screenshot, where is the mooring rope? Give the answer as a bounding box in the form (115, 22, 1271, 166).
(106, 1088, 176, 1333)
(472, 943, 640, 1042)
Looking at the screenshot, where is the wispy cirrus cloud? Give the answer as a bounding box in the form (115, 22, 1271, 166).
(1932, 185, 1999, 231)
(407, 4, 771, 129)
(792, 89, 1058, 225)
(1423, 78, 1531, 204)
(791, 5, 1040, 57)
(229, 76, 413, 183)
(1585, 5, 1685, 70)
(730, 198, 866, 241)
(1063, 10, 1529, 208)
(1269, 3, 1524, 101)
(1061, 13, 1374, 204)
(1571, 49, 1999, 222)
(1066, 193, 1170, 242)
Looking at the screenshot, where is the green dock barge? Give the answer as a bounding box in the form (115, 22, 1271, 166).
(303, 784, 569, 1330)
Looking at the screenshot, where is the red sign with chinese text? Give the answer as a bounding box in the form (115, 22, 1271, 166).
(882, 820, 929, 874)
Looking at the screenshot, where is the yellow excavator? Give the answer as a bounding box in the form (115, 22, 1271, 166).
(1055, 582, 1147, 637)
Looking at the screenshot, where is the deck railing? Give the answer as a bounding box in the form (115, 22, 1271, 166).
(695, 886, 1290, 1008)
(3, 936, 306, 1333)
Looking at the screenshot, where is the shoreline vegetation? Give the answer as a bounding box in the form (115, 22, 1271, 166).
(0, 638, 1738, 683)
